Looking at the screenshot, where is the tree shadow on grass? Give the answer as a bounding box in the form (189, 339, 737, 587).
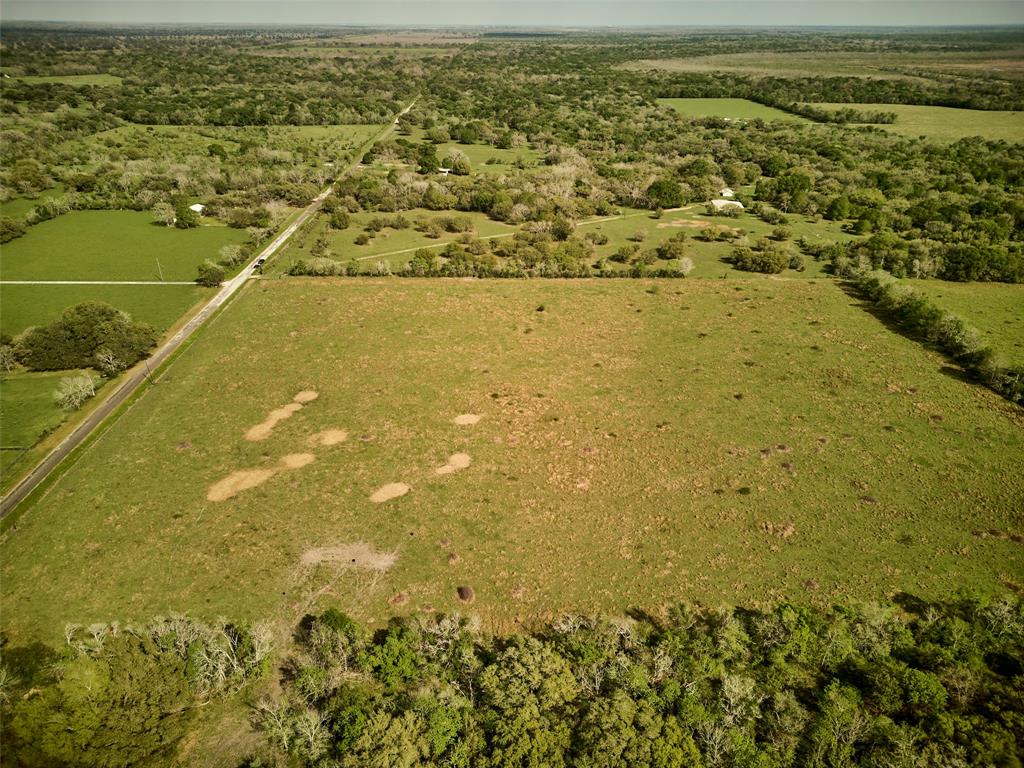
(836, 280, 975, 380)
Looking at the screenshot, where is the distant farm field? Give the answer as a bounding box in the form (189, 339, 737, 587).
(906, 280, 1024, 365)
(3, 278, 1021, 644)
(659, 98, 808, 122)
(0, 210, 247, 282)
(13, 73, 122, 86)
(810, 103, 1024, 142)
(623, 49, 1024, 80)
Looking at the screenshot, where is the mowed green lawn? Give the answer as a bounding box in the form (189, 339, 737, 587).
(906, 280, 1024, 365)
(810, 103, 1024, 143)
(2, 279, 1021, 644)
(0, 283, 210, 337)
(658, 98, 809, 122)
(0, 210, 248, 282)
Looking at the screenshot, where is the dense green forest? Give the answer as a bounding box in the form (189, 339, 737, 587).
(2, 596, 1022, 767)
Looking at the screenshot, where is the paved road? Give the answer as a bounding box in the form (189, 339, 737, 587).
(0, 101, 415, 519)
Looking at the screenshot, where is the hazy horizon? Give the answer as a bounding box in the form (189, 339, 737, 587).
(2, 1, 1023, 28)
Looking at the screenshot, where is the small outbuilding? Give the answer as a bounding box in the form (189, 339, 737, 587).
(719, 187, 735, 198)
(189, 203, 206, 214)
(438, 167, 452, 177)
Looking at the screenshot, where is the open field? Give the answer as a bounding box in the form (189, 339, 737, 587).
(810, 103, 1024, 142)
(0, 210, 248, 283)
(11, 73, 122, 85)
(0, 283, 210, 337)
(906, 280, 1024, 365)
(0, 185, 66, 219)
(0, 370, 84, 474)
(2, 278, 1021, 644)
(576, 205, 856, 277)
(274, 208, 518, 272)
(622, 49, 1024, 80)
(659, 98, 809, 122)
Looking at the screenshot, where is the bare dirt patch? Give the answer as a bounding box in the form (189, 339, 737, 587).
(656, 218, 711, 229)
(312, 429, 348, 446)
(245, 402, 303, 441)
(293, 390, 319, 404)
(436, 452, 472, 475)
(370, 482, 411, 503)
(280, 453, 316, 469)
(453, 414, 481, 426)
(457, 585, 475, 603)
(301, 542, 397, 570)
(207, 468, 279, 502)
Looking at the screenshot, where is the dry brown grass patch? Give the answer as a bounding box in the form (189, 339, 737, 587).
(300, 542, 397, 570)
(436, 452, 472, 475)
(206, 468, 279, 502)
(313, 429, 349, 446)
(370, 482, 411, 503)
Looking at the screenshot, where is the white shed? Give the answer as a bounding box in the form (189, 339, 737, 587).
(438, 167, 452, 177)
(711, 199, 744, 211)
(719, 187, 735, 198)
(189, 203, 206, 214)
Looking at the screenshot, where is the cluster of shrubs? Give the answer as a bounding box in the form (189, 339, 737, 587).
(852, 270, 1024, 404)
(728, 241, 803, 274)
(5, 302, 156, 375)
(2, 616, 272, 768)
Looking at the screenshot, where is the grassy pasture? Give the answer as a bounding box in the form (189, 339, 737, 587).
(12, 73, 122, 86)
(658, 98, 809, 123)
(576, 205, 856, 277)
(0, 185, 66, 219)
(2, 278, 1021, 644)
(810, 103, 1023, 143)
(623, 49, 1023, 80)
(0, 370, 89, 474)
(0, 283, 210, 338)
(905, 280, 1024, 365)
(0, 210, 248, 283)
(291, 204, 856, 277)
(274, 208, 517, 273)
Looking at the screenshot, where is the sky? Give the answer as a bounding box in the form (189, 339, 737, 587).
(1, 0, 1022, 27)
